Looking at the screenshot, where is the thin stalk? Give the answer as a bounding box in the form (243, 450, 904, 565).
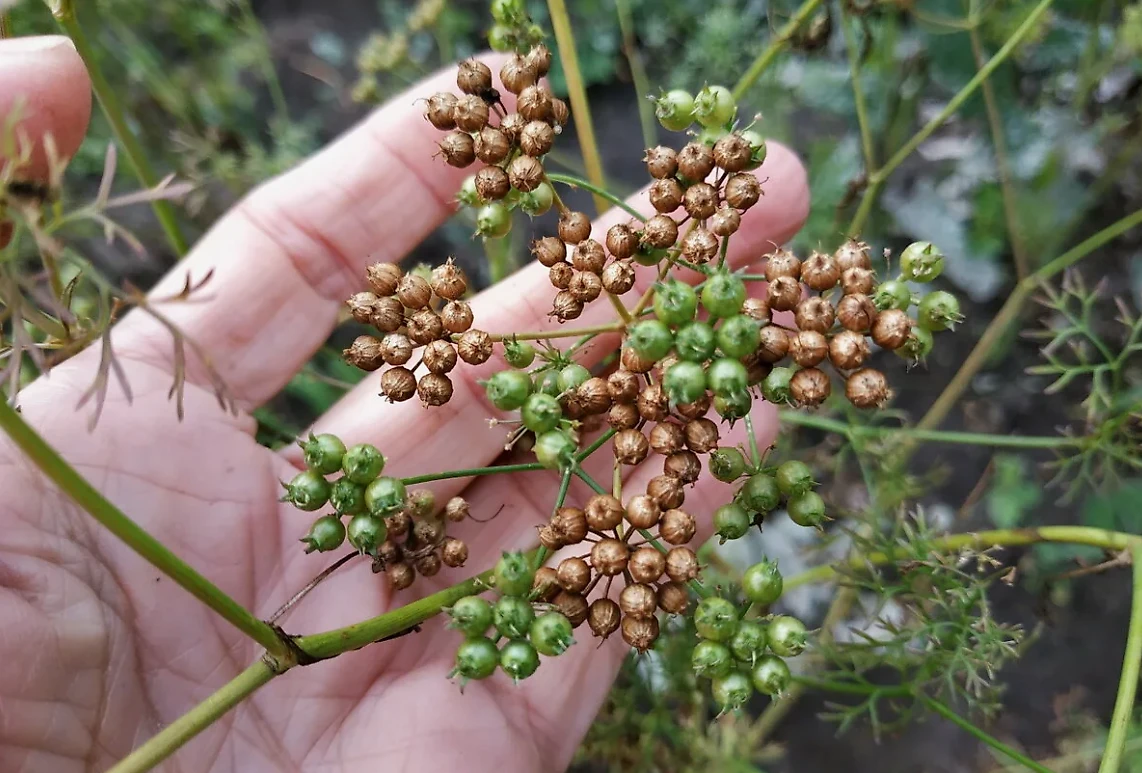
(546, 0, 608, 214)
(536, 467, 575, 567)
(614, 0, 657, 148)
(1098, 544, 1142, 773)
(0, 400, 291, 662)
(744, 411, 763, 468)
(919, 206, 1142, 430)
(108, 661, 277, 773)
(578, 427, 617, 460)
(846, 179, 883, 237)
(235, 0, 289, 125)
(482, 320, 625, 343)
(400, 462, 545, 486)
(547, 172, 645, 221)
(841, 14, 876, 171)
(732, 0, 826, 100)
(919, 694, 1055, 773)
(779, 411, 1080, 450)
(51, 3, 189, 256)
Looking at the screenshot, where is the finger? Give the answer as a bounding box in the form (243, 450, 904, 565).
(0, 36, 91, 184)
(300, 142, 809, 491)
(110, 53, 510, 409)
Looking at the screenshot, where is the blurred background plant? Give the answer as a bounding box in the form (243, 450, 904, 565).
(3, 0, 1141, 771)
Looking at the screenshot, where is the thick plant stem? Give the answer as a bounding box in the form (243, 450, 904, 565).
(0, 400, 291, 662)
(732, 0, 826, 100)
(108, 661, 277, 773)
(779, 411, 1080, 450)
(919, 206, 1142, 430)
(1098, 545, 1142, 773)
(51, 4, 189, 256)
(546, 0, 608, 214)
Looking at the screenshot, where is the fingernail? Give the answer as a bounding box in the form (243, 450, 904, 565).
(0, 35, 76, 57)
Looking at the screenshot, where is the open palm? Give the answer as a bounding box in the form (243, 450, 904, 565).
(0, 37, 808, 772)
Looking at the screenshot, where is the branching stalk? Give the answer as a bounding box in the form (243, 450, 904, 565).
(731, 0, 826, 100)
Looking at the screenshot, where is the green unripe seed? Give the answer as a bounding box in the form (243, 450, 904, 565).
(364, 476, 407, 516)
(520, 183, 554, 217)
(493, 595, 536, 639)
(529, 611, 575, 656)
(741, 559, 783, 605)
(702, 272, 747, 318)
(346, 513, 387, 556)
(487, 25, 513, 52)
(707, 358, 749, 398)
(899, 241, 945, 283)
(740, 129, 767, 169)
(628, 320, 675, 361)
(767, 615, 808, 657)
(788, 490, 827, 528)
(535, 369, 562, 397)
(300, 514, 346, 554)
(751, 654, 791, 696)
(493, 551, 535, 596)
(490, 0, 526, 24)
(675, 321, 717, 362)
(558, 363, 591, 392)
(504, 340, 537, 368)
(691, 639, 735, 678)
(710, 447, 748, 483)
(717, 315, 761, 359)
(477, 202, 512, 238)
(918, 290, 963, 331)
(663, 360, 708, 405)
(457, 175, 482, 207)
(329, 477, 366, 516)
(873, 279, 913, 311)
(341, 443, 386, 484)
(775, 460, 815, 497)
(500, 638, 541, 681)
(694, 597, 740, 642)
(738, 473, 782, 512)
(521, 392, 563, 434)
(761, 367, 794, 404)
(299, 433, 347, 475)
(714, 502, 752, 541)
(715, 390, 753, 421)
(897, 324, 935, 362)
(453, 636, 499, 680)
(282, 470, 331, 512)
(693, 84, 736, 128)
(730, 620, 769, 664)
(653, 279, 699, 327)
(534, 430, 578, 470)
(448, 595, 494, 637)
(711, 670, 754, 713)
(485, 370, 532, 411)
(655, 89, 696, 132)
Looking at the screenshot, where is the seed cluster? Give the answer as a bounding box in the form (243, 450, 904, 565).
(285, 433, 474, 590)
(344, 259, 491, 406)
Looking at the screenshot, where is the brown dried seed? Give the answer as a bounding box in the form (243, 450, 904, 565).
(441, 300, 474, 334)
(531, 566, 560, 602)
(588, 597, 622, 639)
(578, 377, 612, 414)
(790, 367, 830, 407)
(499, 111, 526, 141)
(526, 44, 553, 77)
(377, 539, 402, 566)
(606, 223, 639, 259)
(649, 178, 684, 213)
(741, 296, 770, 322)
(649, 421, 685, 456)
(591, 537, 630, 576)
(396, 274, 432, 310)
(456, 58, 493, 95)
(569, 270, 603, 302)
(499, 55, 536, 94)
(429, 259, 467, 302)
(582, 494, 622, 532)
(641, 214, 678, 250)
(601, 260, 636, 295)
(614, 428, 650, 465)
(548, 261, 574, 290)
(388, 510, 411, 539)
(755, 325, 790, 364)
(710, 205, 741, 237)
(724, 172, 762, 210)
(683, 418, 719, 453)
(453, 93, 489, 132)
(765, 248, 802, 281)
(379, 332, 413, 366)
(678, 142, 715, 181)
(517, 84, 553, 122)
(847, 368, 890, 408)
(680, 227, 719, 263)
(424, 92, 457, 130)
(683, 182, 719, 220)
(414, 517, 444, 545)
(647, 474, 685, 510)
(445, 496, 469, 522)
(550, 98, 570, 127)
(621, 615, 660, 652)
(438, 131, 475, 168)
(829, 329, 871, 370)
(622, 345, 656, 374)
(663, 450, 701, 483)
(346, 291, 381, 325)
(520, 120, 555, 156)
(387, 562, 415, 590)
(551, 290, 584, 321)
(625, 494, 662, 529)
(558, 210, 592, 244)
(508, 154, 544, 192)
(675, 393, 712, 421)
(637, 383, 670, 422)
(423, 340, 458, 374)
(572, 239, 606, 273)
(557, 557, 593, 593)
(475, 164, 510, 200)
(554, 590, 589, 628)
(842, 265, 876, 296)
(628, 546, 666, 584)
(837, 293, 878, 332)
(553, 506, 589, 544)
(795, 296, 835, 334)
(872, 309, 911, 350)
(644, 145, 679, 179)
(457, 329, 493, 364)
(538, 524, 564, 551)
(620, 582, 658, 619)
(608, 402, 640, 430)
(664, 546, 700, 583)
(713, 132, 753, 172)
(834, 238, 872, 271)
(366, 262, 403, 297)
(417, 373, 453, 406)
(474, 126, 511, 164)
(790, 330, 828, 368)
(657, 581, 690, 614)
(659, 508, 696, 545)
(531, 235, 567, 267)
(801, 250, 840, 291)
(767, 275, 802, 312)
(380, 366, 417, 402)
(406, 308, 444, 345)
(344, 334, 385, 371)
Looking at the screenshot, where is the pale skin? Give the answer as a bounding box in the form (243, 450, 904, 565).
(0, 35, 809, 772)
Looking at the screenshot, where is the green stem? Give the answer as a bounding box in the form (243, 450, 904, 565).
(577, 427, 617, 460)
(547, 172, 645, 222)
(919, 206, 1142, 430)
(483, 320, 625, 343)
(546, 0, 608, 215)
(52, 4, 189, 256)
(236, 0, 289, 124)
(400, 462, 544, 486)
(536, 467, 575, 567)
(841, 14, 876, 171)
(846, 178, 883, 238)
(0, 400, 291, 662)
(744, 411, 763, 468)
(731, 0, 826, 100)
(573, 465, 607, 496)
(779, 411, 1080, 450)
(1098, 545, 1142, 773)
(614, 0, 657, 149)
(919, 694, 1055, 773)
(107, 661, 277, 773)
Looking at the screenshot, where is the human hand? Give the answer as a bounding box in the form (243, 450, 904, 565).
(0, 35, 807, 772)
